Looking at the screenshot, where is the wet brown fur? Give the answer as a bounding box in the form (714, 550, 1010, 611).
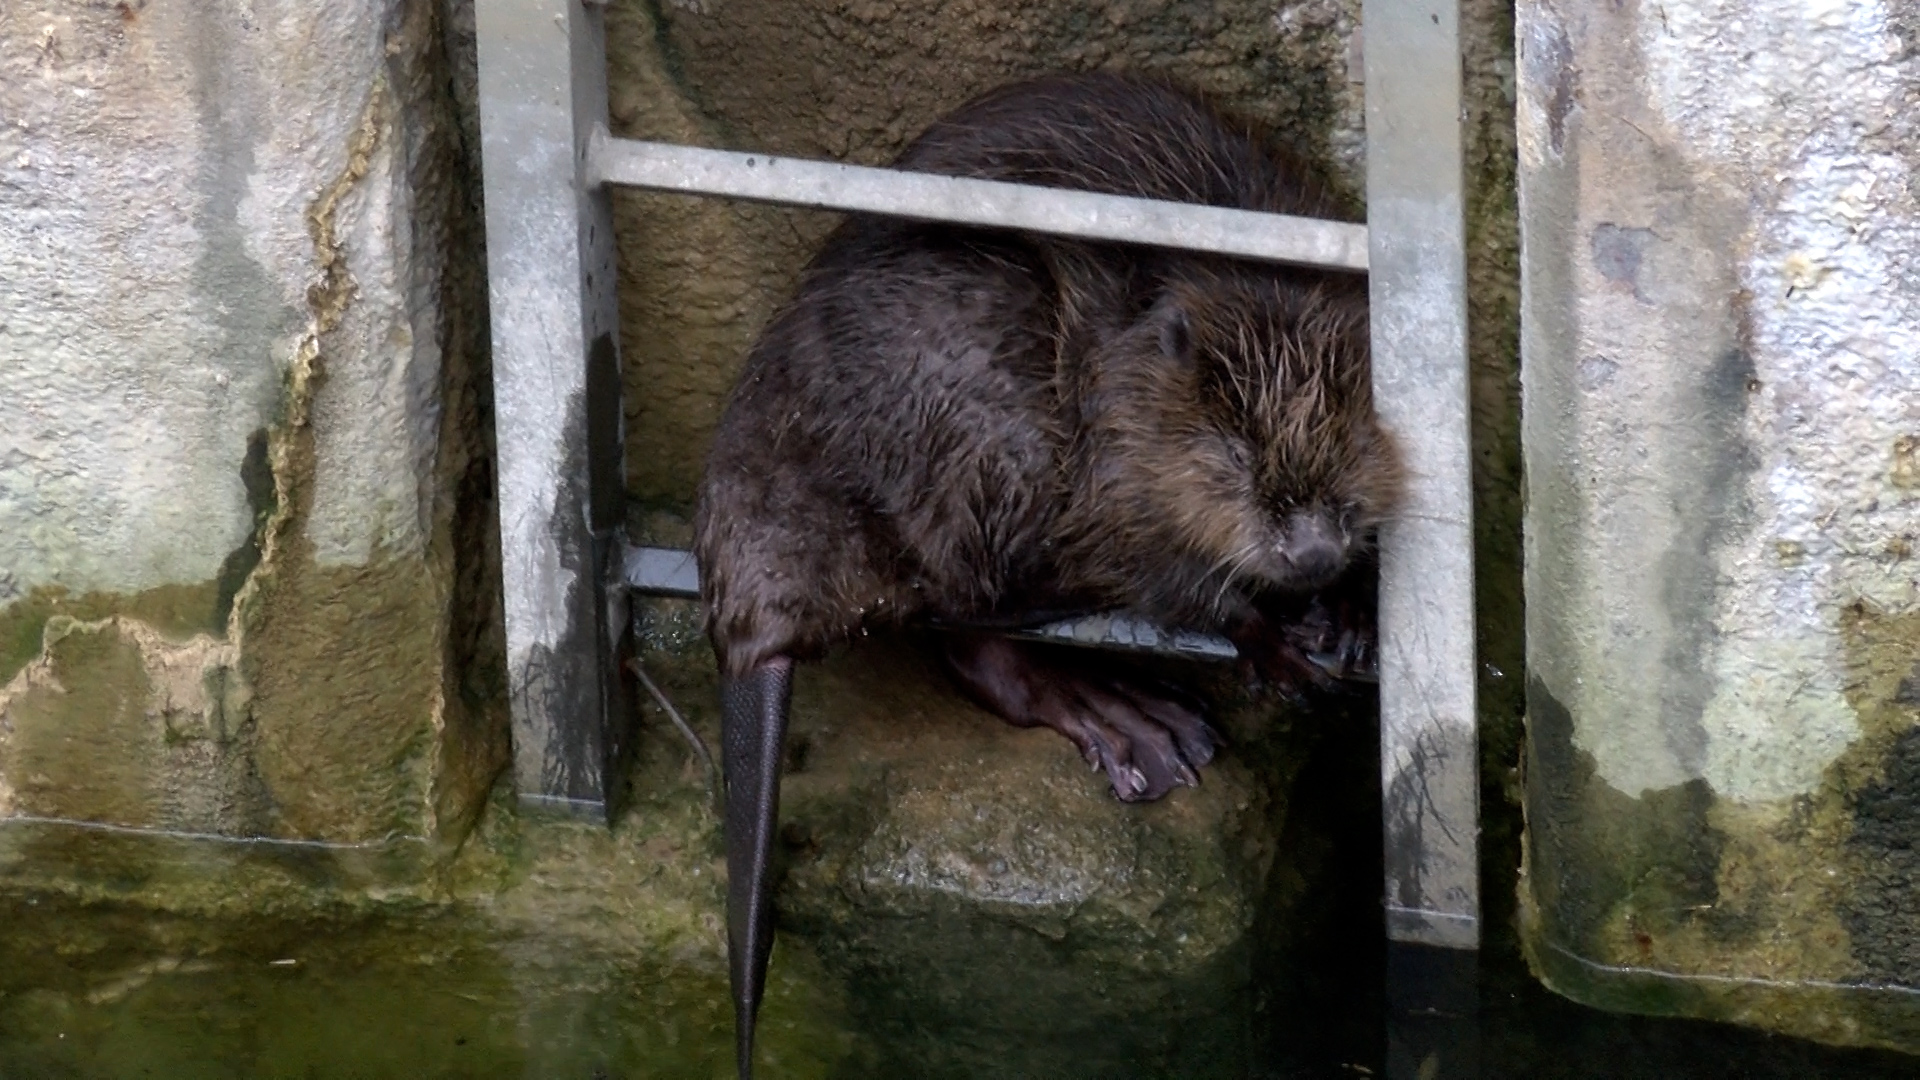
(695, 72, 1404, 677)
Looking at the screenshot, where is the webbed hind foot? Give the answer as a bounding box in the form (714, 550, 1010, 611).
(944, 634, 1219, 802)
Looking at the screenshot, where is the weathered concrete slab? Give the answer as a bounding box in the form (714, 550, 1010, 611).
(0, 0, 506, 847)
(1519, 0, 1920, 1053)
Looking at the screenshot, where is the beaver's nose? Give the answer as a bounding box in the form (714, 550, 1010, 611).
(1281, 513, 1345, 589)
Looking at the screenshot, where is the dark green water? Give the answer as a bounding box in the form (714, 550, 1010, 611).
(1, 884, 1914, 1079)
(0, 884, 882, 1079)
(3, 798, 1916, 1080)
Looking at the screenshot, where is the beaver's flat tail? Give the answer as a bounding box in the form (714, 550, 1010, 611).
(720, 657, 793, 1080)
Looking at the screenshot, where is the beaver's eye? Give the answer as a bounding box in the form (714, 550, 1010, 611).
(1159, 305, 1193, 364)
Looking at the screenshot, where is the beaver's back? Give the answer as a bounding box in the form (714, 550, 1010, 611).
(694, 73, 1363, 671)
(895, 73, 1349, 221)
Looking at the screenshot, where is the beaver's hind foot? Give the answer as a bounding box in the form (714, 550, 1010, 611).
(943, 634, 1219, 802)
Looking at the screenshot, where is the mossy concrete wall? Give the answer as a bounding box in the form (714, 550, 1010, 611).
(16, 0, 1917, 1057)
(0, 0, 506, 849)
(1519, 0, 1920, 1052)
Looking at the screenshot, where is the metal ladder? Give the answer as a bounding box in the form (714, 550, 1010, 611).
(473, 0, 1478, 953)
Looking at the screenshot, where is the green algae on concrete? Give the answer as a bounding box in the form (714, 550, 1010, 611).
(1457, 0, 1529, 937)
(0, 544, 497, 849)
(238, 552, 449, 845)
(0, 732, 862, 1079)
(0, 669, 866, 1076)
(1834, 605, 1920, 1050)
(0, 583, 230, 688)
(0, 887, 857, 1080)
(0, 614, 273, 836)
(1, 622, 162, 828)
(1522, 624, 1920, 1055)
(8, 791, 1919, 1079)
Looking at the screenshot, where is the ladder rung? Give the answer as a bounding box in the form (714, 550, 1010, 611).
(620, 545, 1377, 678)
(587, 130, 1370, 273)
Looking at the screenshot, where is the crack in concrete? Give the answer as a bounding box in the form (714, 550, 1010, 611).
(226, 73, 390, 643)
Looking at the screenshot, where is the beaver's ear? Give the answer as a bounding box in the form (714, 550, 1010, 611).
(1158, 302, 1193, 364)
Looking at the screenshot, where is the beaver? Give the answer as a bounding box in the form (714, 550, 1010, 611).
(691, 72, 1401, 1078)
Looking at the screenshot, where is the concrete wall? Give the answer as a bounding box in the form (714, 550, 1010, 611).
(1519, 0, 1920, 1052)
(0, 0, 505, 849)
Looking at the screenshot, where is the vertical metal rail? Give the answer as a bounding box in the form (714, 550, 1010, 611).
(1363, 0, 1481, 950)
(475, 0, 632, 818)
